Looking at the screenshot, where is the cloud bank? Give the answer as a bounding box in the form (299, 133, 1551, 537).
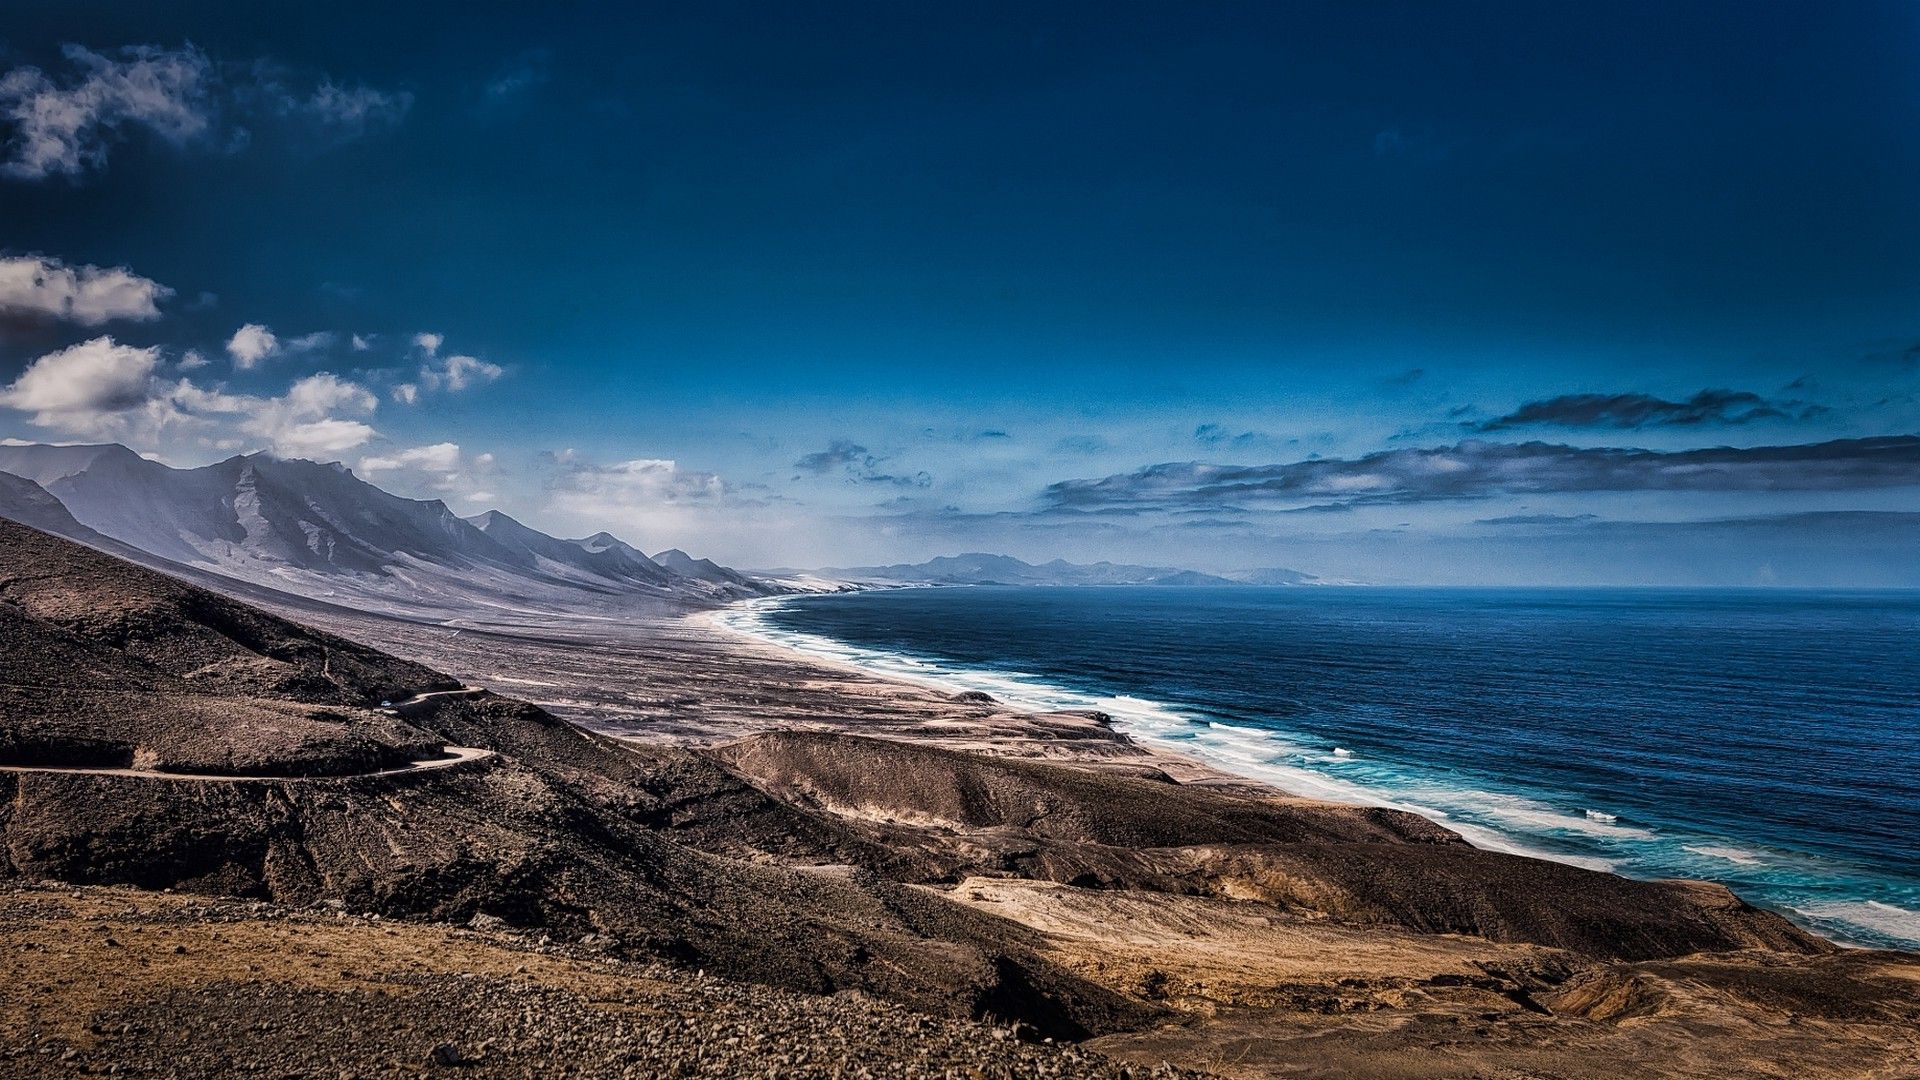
(1044, 437, 1920, 512)
(1475, 389, 1811, 431)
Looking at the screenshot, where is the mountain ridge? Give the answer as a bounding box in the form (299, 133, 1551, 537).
(0, 441, 777, 617)
(805, 551, 1322, 587)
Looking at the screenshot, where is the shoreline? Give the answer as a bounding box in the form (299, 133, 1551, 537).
(704, 594, 1629, 868)
(707, 592, 1920, 953)
(199, 570, 1919, 955)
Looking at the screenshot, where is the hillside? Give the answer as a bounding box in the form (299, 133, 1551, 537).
(0, 442, 776, 617)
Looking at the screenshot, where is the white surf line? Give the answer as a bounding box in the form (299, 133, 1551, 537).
(707, 597, 1628, 872)
(0, 745, 495, 782)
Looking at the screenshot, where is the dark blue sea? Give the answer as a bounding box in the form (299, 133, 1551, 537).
(725, 586, 1920, 949)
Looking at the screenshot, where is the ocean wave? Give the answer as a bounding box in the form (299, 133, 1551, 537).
(1683, 844, 1767, 867)
(1790, 900, 1920, 947)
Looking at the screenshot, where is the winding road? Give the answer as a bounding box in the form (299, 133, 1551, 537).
(0, 745, 496, 782)
(0, 686, 497, 782)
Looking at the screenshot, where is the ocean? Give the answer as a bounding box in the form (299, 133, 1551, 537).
(722, 585, 1920, 950)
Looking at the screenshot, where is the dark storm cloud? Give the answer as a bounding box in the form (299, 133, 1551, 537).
(1043, 436, 1920, 511)
(1474, 389, 1805, 431)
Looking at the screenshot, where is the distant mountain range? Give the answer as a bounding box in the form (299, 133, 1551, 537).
(0, 442, 780, 617)
(807, 552, 1320, 587)
(0, 443, 1323, 619)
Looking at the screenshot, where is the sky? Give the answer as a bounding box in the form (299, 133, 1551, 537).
(1, 2, 1918, 584)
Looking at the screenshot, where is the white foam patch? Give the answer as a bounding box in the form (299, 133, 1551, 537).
(1683, 844, 1767, 867)
(1466, 791, 1656, 840)
(1790, 900, 1920, 948)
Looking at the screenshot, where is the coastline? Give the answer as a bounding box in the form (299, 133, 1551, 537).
(710, 592, 1920, 953)
(215, 578, 1919, 955)
(706, 595, 1648, 869)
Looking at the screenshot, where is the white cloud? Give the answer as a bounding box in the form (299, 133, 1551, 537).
(481, 51, 550, 110)
(350, 333, 373, 351)
(0, 254, 173, 324)
(538, 451, 805, 564)
(0, 44, 412, 181)
(265, 416, 375, 456)
(0, 340, 378, 457)
(543, 455, 734, 537)
(176, 348, 210, 370)
(395, 332, 503, 400)
(422, 353, 503, 392)
(226, 323, 279, 369)
(237, 372, 378, 457)
(361, 441, 462, 474)
(0, 44, 213, 180)
(548, 457, 732, 505)
(279, 371, 377, 416)
(283, 330, 335, 353)
(295, 81, 412, 137)
(0, 335, 160, 419)
(359, 441, 498, 502)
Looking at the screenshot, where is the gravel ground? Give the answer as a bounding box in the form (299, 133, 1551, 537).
(0, 884, 1203, 1079)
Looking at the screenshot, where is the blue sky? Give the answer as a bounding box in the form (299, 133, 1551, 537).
(1, 2, 1918, 582)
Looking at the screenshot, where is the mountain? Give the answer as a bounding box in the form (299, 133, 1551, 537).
(0, 470, 99, 540)
(468, 511, 677, 589)
(815, 552, 1316, 587)
(1229, 566, 1322, 586)
(653, 547, 764, 591)
(0, 442, 777, 616)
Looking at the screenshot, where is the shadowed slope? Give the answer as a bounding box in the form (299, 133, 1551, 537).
(715, 731, 1826, 961)
(0, 520, 1157, 1038)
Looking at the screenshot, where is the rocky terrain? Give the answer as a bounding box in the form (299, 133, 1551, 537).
(0, 883, 1189, 1079)
(1, 517, 1918, 1077)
